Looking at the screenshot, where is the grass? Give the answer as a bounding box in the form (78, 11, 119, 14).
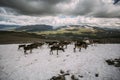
(0, 31, 45, 44)
(36, 28, 98, 35)
(0, 29, 120, 44)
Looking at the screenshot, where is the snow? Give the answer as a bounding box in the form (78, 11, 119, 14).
(0, 44, 120, 80)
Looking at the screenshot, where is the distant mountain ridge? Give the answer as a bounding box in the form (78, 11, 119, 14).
(15, 24, 53, 32)
(56, 24, 120, 32)
(0, 24, 119, 32)
(0, 24, 21, 30)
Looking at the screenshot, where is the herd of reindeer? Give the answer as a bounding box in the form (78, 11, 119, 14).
(18, 39, 98, 55)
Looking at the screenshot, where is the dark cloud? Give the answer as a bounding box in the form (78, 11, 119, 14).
(0, 0, 70, 15)
(0, 0, 120, 18)
(72, 0, 120, 18)
(114, 0, 120, 4)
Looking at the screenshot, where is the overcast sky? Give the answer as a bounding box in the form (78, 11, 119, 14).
(0, 0, 120, 28)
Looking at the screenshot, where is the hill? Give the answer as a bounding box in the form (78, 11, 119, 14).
(0, 24, 21, 31)
(0, 24, 120, 44)
(15, 24, 53, 32)
(37, 25, 120, 40)
(0, 31, 45, 44)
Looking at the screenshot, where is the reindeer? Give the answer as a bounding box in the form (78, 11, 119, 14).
(74, 41, 88, 52)
(50, 44, 65, 55)
(23, 45, 32, 54)
(23, 43, 38, 54)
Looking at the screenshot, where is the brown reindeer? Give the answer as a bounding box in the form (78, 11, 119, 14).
(50, 44, 65, 55)
(23, 45, 32, 54)
(23, 43, 38, 54)
(74, 41, 88, 52)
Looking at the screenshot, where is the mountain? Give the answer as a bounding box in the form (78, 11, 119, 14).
(37, 24, 120, 40)
(56, 24, 120, 32)
(15, 24, 53, 32)
(0, 24, 21, 31)
(55, 25, 97, 32)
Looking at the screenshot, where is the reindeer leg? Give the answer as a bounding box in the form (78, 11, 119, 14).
(51, 50, 54, 55)
(57, 50, 58, 55)
(74, 48, 76, 52)
(30, 49, 32, 53)
(85, 45, 87, 49)
(79, 48, 81, 52)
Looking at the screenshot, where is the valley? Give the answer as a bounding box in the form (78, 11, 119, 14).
(0, 24, 120, 44)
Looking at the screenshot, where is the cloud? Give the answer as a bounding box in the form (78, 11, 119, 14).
(0, 12, 120, 29)
(0, 0, 70, 15)
(0, 0, 120, 18)
(71, 0, 120, 18)
(0, 0, 120, 29)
